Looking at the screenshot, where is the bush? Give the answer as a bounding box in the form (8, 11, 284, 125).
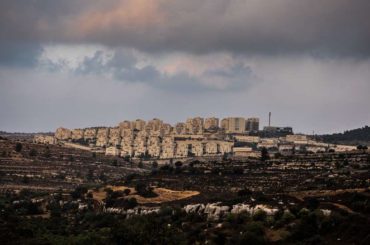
(29, 149, 38, 157)
(71, 186, 88, 199)
(152, 161, 158, 169)
(123, 189, 131, 196)
(253, 210, 267, 222)
(135, 182, 158, 198)
(281, 211, 296, 224)
(15, 143, 23, 152)
(238, 188, 252, 197)
(306, 197, 320, 210)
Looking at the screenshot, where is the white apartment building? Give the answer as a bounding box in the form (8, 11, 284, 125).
(55, 127, 72, 140)
(219, 141, 234, 154)
(222, 117, 246, 134)
(84, 128, 97, 140)
(133, 119, 146, 131)
(205, 141, 219, 155)
(234, 135, 260, 143)
(147, 136, 161, 157)
(108, 127, 121, 146)
(33, 135, 56, 144)
(134, 135, 147, 157)
(71, 129, 84, 140)
(204, 117, 219, 130)
(119, 120, 134, 130)
(186, 117, 204, 135)
(161, 136, 176, 159)
(96, 128, 110, 147)
(176, 141, 189, 158)
(174, 123, 187, 135)
(147, 118, 163, 131)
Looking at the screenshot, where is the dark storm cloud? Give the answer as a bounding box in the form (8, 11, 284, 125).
(0, 41, 43, 67)
(74, 49, 253, 92)
(1, 0, 370, 58)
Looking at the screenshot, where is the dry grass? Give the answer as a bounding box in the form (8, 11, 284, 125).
(90, 185, 199, 204)
(265, 228, 290, 242)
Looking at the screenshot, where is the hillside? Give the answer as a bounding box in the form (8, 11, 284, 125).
(320, 126, 370, 145)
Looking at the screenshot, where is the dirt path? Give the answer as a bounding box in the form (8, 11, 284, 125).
(321, 202, 355, 214)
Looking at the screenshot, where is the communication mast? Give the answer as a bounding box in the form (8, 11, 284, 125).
(268, 112, 271, 127)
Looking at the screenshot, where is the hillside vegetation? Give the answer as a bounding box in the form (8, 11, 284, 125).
(320, 126, 370, 145)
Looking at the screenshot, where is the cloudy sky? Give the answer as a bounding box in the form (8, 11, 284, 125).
(1, 0, 369, 134)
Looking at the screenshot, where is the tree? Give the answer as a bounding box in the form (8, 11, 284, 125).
(237, 188, 252, 197)
(29, 149, 38, 157)
(112, 159, 118, 166)
(43, 148, 51, 158)
(15, 142, 23, 152)
(261, 147, 269, 161)
(123, 189, 131, 196)
(152, 161, 158, 169)
(222, 152, 229, 161)
(22, 175, 30, 184)
(99, 172, 107, 182)
(175, 161, 183, 168)
(71, 186, 88, 199)
(135, 182, 158, 198)
(358, 145, 368, 153)
(87, 169, 94, 181)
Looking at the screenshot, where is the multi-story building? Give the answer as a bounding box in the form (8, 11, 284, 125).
(146, 118, 163, 131)
(205, 141, 219, 155)
(119, 120, 133, 130)
(176, 141, 189, 158)
(147, 136, 161, 157)
(84, 128, 97, 140)
(186, 117, 204, 135)
(96, 128, 110, 147)
(191, 141, 204, 156)
(121, 135, 134, 157)
(106, 146, 121, 156)
(174, 123, 187, 135)
(134, 134, 147, 157)
(285, 134, 308, 145)
(204, 117, 219, 130)
(246, 118, 259, 132)
(222, 117, 246, 134)
(257, 138, 279, 149)
(150, 129, 164, 137)
(108, 127, 121, 146)
(263, 126, 293, 137)
(219, 141, 234, 154)
(133, 119, 146, 131)
(234, 135, 260, 143)
(71, 129, 84, 140)
(221, 119, 229, 131)
(33, 135, 56, 144)
(55, 127, 72, 141)
(161, 123, 173, 135)
(121, 128, 134, 138)
(161, 136, 175, 159)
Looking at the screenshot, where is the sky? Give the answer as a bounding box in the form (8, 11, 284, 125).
(0, 0, 370, 134)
